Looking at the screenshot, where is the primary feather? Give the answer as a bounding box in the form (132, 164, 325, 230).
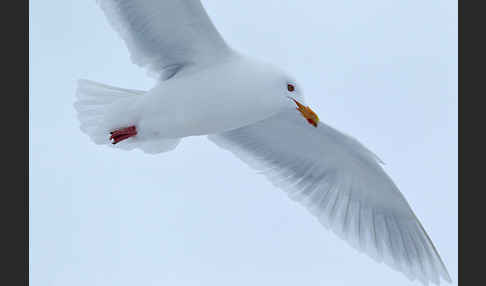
(209, 109, 451, 285)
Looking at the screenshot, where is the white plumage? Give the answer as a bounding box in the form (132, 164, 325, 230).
(97, 0, 231, 79)
(209, 110, 451, 285)
(74, 1, 451, 284)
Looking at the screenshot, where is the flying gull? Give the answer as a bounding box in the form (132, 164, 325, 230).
(74, 1, 451, 284)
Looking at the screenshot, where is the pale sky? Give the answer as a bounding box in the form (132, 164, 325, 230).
(30, 1, 457, 285)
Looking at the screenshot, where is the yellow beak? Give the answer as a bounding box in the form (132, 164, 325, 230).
(291, 98, 319, 127)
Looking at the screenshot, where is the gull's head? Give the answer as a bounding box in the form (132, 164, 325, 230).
(234, 56, 320, 128)
(263, 67, 320, 128)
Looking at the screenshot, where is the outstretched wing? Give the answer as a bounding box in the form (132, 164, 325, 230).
(208, 109, 451, 285)
(97, 0, 232, 79)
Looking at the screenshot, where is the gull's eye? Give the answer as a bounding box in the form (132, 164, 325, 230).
(287, 84, 295, 92)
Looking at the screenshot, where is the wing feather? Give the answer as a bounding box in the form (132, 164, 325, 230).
(208, 109, 451, 285)
(97, 0, 232, 79)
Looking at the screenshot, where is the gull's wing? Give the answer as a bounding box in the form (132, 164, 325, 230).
(97, 0, 232, 79)
(208, 109, 451, 285)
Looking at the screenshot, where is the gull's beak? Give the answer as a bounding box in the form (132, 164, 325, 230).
(291, 98, 319, 127)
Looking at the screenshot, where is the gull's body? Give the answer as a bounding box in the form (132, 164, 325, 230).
(136, 55, 294, 138)
(75, 0, 451, 284)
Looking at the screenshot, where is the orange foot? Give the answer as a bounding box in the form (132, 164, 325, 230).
(110, 126, 137, 144)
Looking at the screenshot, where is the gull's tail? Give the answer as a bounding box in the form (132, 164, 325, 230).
(74, 79, 180, 154)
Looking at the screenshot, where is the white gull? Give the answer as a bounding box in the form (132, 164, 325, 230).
(74, 1, 451, 284)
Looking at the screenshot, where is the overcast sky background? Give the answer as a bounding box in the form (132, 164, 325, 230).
(29, 1, 457, 285)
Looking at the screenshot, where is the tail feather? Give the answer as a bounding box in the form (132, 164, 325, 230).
(75, 79, 143, 145)
(74, 79, 181, 154)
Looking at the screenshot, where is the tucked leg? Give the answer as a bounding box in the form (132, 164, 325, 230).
(110, 126, 137, 144)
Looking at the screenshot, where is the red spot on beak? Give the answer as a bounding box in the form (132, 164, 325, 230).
(307, 118, 318, 127)
(110, 126, 137, 144)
